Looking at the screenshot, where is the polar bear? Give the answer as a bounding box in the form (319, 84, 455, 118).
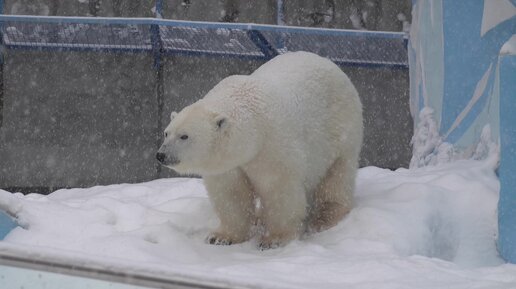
(157, 51, 363, 249)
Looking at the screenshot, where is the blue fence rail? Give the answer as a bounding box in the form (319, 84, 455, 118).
(0, 15, 408, 67)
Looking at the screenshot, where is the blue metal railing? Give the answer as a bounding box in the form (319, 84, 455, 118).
(0, 15, 408, 67)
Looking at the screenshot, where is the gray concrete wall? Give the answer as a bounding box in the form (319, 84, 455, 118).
(163, 0, 277, 24)
(345, 66, 412, 168)
(291, 0, 411, 31)
(0, 51, 158, 189)
(4, 0, 411, 31)
(4, 0, 156, 17)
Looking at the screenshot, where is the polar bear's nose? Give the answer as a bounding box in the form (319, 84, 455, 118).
(156, 152, 166, 164)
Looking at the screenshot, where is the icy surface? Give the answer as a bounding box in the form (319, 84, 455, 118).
(1, 160, 516, 288)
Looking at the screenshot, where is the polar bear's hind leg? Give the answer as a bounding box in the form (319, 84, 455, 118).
(308, 157, 355, 233)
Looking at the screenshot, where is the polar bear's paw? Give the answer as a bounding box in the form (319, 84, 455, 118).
(206, 233, 234, 246)
(258, 240, 281, 250)
(206, 230, 250, 246)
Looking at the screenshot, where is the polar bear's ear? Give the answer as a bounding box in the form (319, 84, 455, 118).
(170, 111, 178, 121)
(214, 114, 228, 131)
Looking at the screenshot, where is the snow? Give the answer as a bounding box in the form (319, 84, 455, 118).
(410, 107, 442, 167)
(1, 160, 516, 288)
(410, 108, 499, 168)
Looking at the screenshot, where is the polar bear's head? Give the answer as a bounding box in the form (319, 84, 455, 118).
(156, 99, 260, 176)
(156, 103, 225, 175)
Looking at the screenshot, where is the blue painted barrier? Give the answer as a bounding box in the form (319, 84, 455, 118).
(0, 210, 16, 240)
(498, 52, 516, 263)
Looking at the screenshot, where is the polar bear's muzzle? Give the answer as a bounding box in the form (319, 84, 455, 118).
(156, 151, 180, 166)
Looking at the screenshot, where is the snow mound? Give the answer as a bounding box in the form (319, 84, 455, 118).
(1, 160, 515, 289)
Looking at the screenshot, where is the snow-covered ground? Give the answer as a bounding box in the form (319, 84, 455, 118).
(1, 159, 516, 289)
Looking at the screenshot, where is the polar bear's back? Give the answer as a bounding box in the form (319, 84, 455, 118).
(251, 51, 362, 146)
(252, 51, 343, 84)
(250, 52, 363, 186)
(251, 51, 353, 93)
(251, 52, 360, 117)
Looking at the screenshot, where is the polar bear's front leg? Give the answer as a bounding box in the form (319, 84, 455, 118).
(256, 177, 307, 249)
(203, 169, 255, 245)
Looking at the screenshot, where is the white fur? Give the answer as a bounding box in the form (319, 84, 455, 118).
(158, 51, 363, 248)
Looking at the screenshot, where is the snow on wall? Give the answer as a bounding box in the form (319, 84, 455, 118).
(409, 0, 516, 262)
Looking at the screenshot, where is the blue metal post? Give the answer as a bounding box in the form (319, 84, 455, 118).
(247, 30, 279, 60)
(275, 0, 286, 52)
(498, 53, 516, 263)
(153, 0, 164, 177)
(155, 0, 163, 19)
(152, 0, 164, 68)
(276, 0, 284, 25)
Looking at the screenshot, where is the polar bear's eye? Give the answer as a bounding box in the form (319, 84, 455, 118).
(164, 132, 168, 138)
(180, 134, 189, 140)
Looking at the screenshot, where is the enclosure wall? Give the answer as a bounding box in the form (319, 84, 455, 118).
(2, 0, 411, 32)
(0, 52, 411, 187)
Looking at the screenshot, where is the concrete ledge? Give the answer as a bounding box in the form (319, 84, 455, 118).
(0, 244, 253, 289)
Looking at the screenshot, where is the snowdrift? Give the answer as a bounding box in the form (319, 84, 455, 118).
(1, 160, 516, 289)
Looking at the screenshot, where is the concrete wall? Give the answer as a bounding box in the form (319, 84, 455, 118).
(4, 0, 411, 31)
(0, 51, 158, 189)
(347, 66, 411, 169)
(4, 0, 156, 17)
(0, 1, 412, 191)
(163, 0, 278, 24)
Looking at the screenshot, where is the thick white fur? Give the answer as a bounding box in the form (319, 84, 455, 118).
(159, 51, 363, 248)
